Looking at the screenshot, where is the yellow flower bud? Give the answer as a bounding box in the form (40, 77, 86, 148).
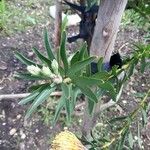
(27, 65, 41, 76)
(51, 130, 86, 150)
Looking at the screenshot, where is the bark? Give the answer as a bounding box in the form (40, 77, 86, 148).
(54, 0, 62, 48)
(81, 0, 128, 138)
(90, 0, 128, 63)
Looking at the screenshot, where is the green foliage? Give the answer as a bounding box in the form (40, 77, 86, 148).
(15, 17, 150, 149)
(82, 89, 150, 149)
(0, 0, 5, 13)
(122, 1, 150, 29)
(0, 0, 52, 34)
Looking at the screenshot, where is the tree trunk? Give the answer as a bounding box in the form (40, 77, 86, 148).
(90, 0, 128, 63)
(81, 0, 128, 138)
(54, 0, 62, 48)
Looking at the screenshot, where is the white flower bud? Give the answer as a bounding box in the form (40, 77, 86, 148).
(51, 59, 59, 74)
(42, 66, 52, 77)
(27, 65, 41, 76)
(53, 75, 63, 84)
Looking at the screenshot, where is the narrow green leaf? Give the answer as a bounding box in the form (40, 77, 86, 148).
(80, 86, 98, 103)
(109, 116, 128, 124)
(61, 15, 68, 31)
(74, 76, 102, 87)
(32, 47, 51, 68)
(140, 55, 146, 73)
(15, 52, 41, 67)
(53, 95, 65, 125)
(128, 131, 134, 148)
(61, 82, 70, 99)
(60, 31, 68, 73)
(78, 42, 87, 61)
(25, 85, 56, 118)
(99, 82, 116, 101)
(88, 99, 95, 115)
(67, 57, 95, 77)
(28, 83, 50, 92)
(97, 57, 103, 72)
(141, 108, 148, 125)
(70, 51, 80, 66)
(92, 71, 110, 80)
(44, 28, 55, 60)
(19, 91, 39, 105)
(116, 128, 129, 150)
(70, 87, 80, 113)
(65, 97, 71, 123)
(14, 72, 47, 80)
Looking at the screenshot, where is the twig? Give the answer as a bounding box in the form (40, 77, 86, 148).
(0, 92, 62, 100)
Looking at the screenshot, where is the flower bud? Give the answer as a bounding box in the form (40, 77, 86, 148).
(27, 65, 41, 76)
(53, 75, 63, 84)
(42, 66, 52, 77)
(51, 59, 59, 75)
(51, 130, 87, 150)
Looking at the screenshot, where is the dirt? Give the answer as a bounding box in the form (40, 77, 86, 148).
(0, 1, 150, 150)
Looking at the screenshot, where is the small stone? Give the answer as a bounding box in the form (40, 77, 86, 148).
(9, 128, 17, 135)
(21, 133, 26, 139)
(142, 84, 145, 87)
(122, 100, 127, 104)
(35, 129, 39, 133)
(2, 123, 6, 126)
(134, 136, 138, 141)
(16, 114, 21, 120)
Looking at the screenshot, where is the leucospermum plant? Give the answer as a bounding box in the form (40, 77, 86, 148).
(15, 17, 150, 149)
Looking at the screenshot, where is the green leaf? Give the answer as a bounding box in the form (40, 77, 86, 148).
(61, 82, 70, 99)
(70, 87, 80, 113)
(109, 116, 128, 124)
(80, 86, 98, 103)
(44, 28, 55, 60)
(141, 108, 148, 126)
(25, 85, 56, 118)
(32, 47, 51, 68)
(74, 76, 102, 87)
(128, 61, 135, 77)
(53, 95, 65, 125)
(88, 99, 95, 115)
(28, 83, 50, 92)
(14, 72, 47, 80)
(97, 57, 104, 72)
(116, 128, 129, 150)
(92, 71, 110, 80)
(19, 91, 39, 105)
(70, 51, 80, 66)
(15, 52, 41, 67)
(60, 31, 68, 73)
(78, 42, 87, 61)
(61, 83, 72, 123)
(61, 15, 68, 31)
(65, 97, 71, 123)
(99, 82, 116, 101)
(140, 55, 146, 73)
(67, 57, 95, 77)
(128, 131, 134, 148)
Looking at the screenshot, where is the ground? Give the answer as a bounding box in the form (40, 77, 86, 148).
(0, 0, 150, 150)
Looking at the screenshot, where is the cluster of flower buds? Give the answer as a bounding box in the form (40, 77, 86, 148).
(27, 59, 62, 84)
(51, 130, 87, 150)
